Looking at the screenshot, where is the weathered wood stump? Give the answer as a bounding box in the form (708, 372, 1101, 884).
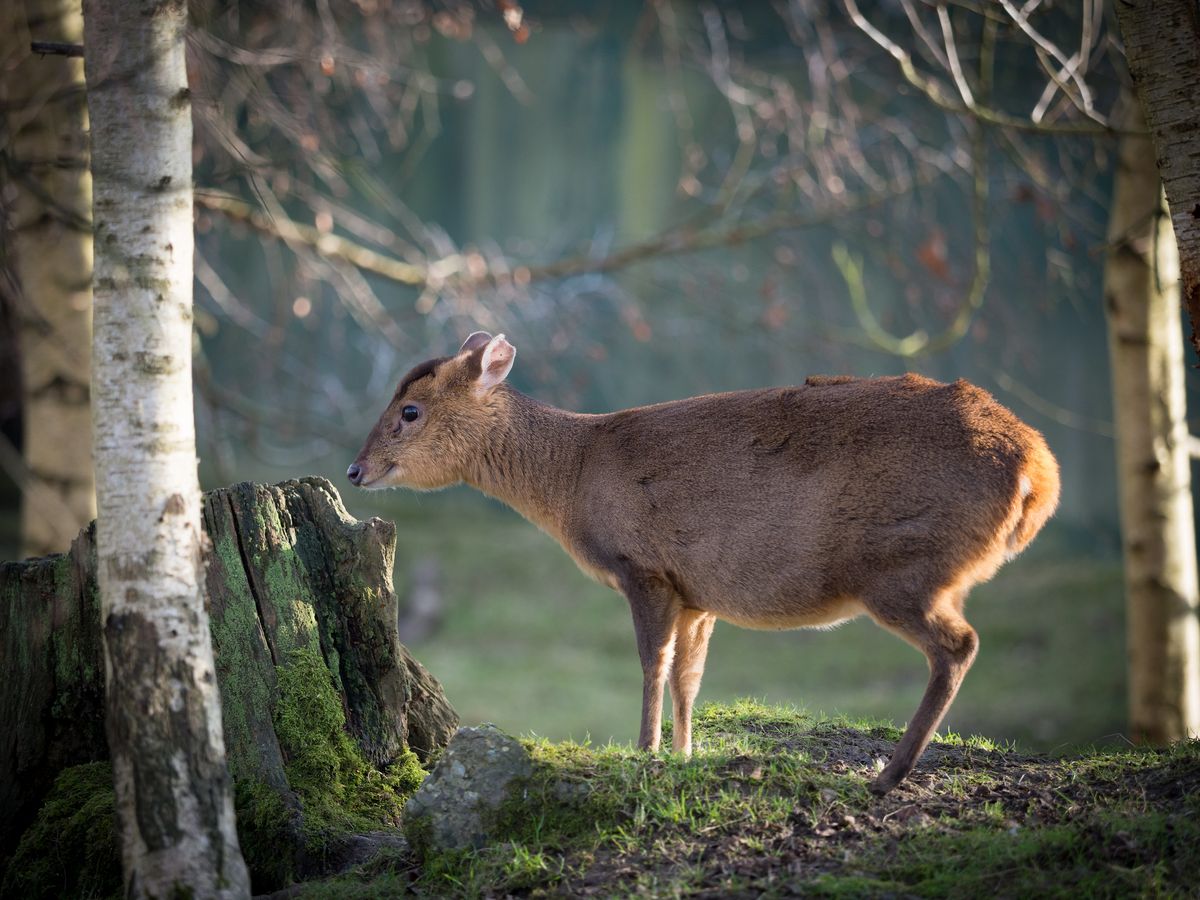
(0, 477, 458, 888)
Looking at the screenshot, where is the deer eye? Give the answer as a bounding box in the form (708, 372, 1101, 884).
(401, 405, 420, 423)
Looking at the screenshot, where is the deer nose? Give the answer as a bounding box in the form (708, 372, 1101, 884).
(347, 463, 364, 485)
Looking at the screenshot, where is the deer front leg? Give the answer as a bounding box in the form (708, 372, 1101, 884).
(623, 574, 682, 752)
(669, 608, 716, 756)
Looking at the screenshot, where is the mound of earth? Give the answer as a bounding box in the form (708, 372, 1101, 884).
(292, 700, 1199, 898)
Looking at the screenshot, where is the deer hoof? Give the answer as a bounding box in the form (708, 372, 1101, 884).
(869, 773, 899, 796)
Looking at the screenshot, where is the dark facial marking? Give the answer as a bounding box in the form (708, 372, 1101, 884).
(394, 356, 448, 400)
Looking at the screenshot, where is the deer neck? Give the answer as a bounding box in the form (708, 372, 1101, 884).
(463, 386, 590, 539)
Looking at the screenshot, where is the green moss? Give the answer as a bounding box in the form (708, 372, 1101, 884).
(1, 762, 121, 900)
(10, 702, 1198, 899)
(208, 532, 277, 784)
(296, 872, 412, 898)
(274, 647, 425, 841)
(233, 779, 299, 893)
(400, 814, 434, 860)
(259, 553, 322, 654)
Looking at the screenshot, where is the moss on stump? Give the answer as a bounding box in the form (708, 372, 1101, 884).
(0, 763, 121, 900)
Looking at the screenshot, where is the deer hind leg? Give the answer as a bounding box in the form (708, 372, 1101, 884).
(868, 591, 979, 796)
(669, 609, 717, 756)
(623, 574, 683, 752)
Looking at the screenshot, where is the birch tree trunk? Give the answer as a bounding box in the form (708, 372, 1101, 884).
(83, 1, 251, 895)
(0, 0, 95, 558)
(1113, 0, 1200, 359)
(1104, 94, 1200, 745)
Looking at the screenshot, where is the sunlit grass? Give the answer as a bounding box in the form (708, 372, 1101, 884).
(300, 701, 1199, 899)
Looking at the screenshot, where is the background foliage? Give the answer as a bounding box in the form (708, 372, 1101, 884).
(0, 0, 1177, 750)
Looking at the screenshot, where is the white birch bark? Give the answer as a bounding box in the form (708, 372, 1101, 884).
(1104, 94, 1200, 744)
(82, 0, 251, 894)
(1114, 0, 1200, 359)
(0, 0, 96, 558)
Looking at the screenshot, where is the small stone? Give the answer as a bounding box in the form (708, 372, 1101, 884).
(403, 724, 532, 852)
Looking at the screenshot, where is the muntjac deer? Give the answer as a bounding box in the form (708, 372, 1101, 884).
(348, 332, 1059, 794)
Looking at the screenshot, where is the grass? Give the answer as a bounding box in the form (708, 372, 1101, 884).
(300, 700, 1200, 898)
(346, 490, 1126, 753)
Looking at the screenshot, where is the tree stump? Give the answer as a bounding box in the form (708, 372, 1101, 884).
(0, 477, 458, 886)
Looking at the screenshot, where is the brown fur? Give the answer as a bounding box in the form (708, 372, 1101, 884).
(350, 335, 1061, 794)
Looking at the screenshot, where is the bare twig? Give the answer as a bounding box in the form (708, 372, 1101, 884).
(899, 0, 951, 72)
(937, 4, 976, 109)
(988, 366, 1116, 437)
(30, 41, 84, 57)
(197, 175, 928, 292)
(195, 191, 435, 286)
(833, 124, 990, 358)
(841, 0, 1129, 136)
(996, 0, 1105, 126)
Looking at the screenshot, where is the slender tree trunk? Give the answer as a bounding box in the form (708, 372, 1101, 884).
(0, 0, 95, 558)
(83, 1, 251, 895)
(1104, 94, 1200, 744)
(1113, 0, 1200, 359)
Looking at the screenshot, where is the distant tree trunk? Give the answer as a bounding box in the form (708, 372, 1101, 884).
(1113, 0, 1200, 359)
(82, 1, 251, 896)
(1104, 93, 1200, 745)
(0, 0, 95, 558)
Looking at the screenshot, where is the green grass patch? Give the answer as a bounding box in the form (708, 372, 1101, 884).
(403, 703, 919, 896)
(812, 811, 1200, 898)
(331, 701, 1198, 899)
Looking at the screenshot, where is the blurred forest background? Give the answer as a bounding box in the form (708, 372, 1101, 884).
(1, 0, 1185, 751)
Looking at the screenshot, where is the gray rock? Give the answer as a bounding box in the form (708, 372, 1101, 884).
(404, 724, 532, 851)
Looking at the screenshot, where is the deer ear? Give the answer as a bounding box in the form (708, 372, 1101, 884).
(477, 333, 515, 393)
(460, 331, 492, 353)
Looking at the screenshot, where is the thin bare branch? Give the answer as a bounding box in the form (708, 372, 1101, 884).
(198, 171, 928, 294)
(899, 0, 951, 71)
(195, 191, 435, 285)
(841, 0, 1128, 136)
(996, 0, 1105, 126)
(29, 41, 83, 57)
(937, 4, 975, 109)
(833, 124, 990, 357)
(988, 366, 1115, 437)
